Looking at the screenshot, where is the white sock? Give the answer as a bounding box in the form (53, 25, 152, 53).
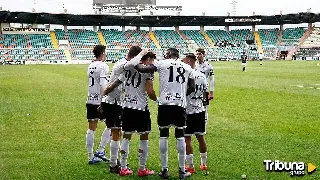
(120, 138, 130, 169)
(97, 127, 111, 153)
(159, 137, 168, 171)
(86, 129, 95, 160)
(186, 154, 194, 168)
(110, 140, 120, 167)
(176, 137, 186, 171)
(200, 152, 207, 165)
(139, 140, 149, 170)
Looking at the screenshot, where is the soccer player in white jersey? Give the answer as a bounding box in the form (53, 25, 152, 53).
(195, 48, 214, 121)
(131, 48, 195, 179)
(101, 46, 143, 173)
(182, 53, 208, 173)
(259, 53, 264, 65)
(85, 45, 110, 164)
(103, 51, 156, 177)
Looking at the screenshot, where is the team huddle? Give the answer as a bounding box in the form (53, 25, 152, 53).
(85, 45, 214, 179)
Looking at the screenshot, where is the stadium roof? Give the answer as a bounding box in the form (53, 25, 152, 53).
(0, 10, 318, 26)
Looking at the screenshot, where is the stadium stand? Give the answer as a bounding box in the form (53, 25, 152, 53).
(0, 33, 66, 62)
(280, 27, 306, 47)
(295, 28, 320, 59)
(55, 29, 100, 61)
(182, 30, 211, 48)
(154, 30, 188, 49)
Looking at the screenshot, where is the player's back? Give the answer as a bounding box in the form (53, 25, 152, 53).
(86, 61, 108, 105)
(104, 58, 127, 105)
(241, 54, 247, 63)
(120, 68, 153, 111)
(186, 70, 207, 114)
(154, 59, 194, 108)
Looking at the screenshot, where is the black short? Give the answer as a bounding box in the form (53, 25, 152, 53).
(86, 104, 104, 121)
(185, 111, 206, 136)
(122, 107, 151, 134)
(158, 105, 186, 129)
(259, 59, 263, 61)
(102, 102, 122, 129)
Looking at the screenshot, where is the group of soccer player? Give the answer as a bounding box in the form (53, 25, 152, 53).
(85, 45, 214, 179)
(241, 52, 264, 72)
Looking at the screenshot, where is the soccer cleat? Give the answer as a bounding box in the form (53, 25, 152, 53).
(109, 164, 121, 174)
(200, 164, 207, 171)
(179, 169, 192, 179)
(94, 151, 110, 162)
(158, 169, 170, 179)
(185, 166, 195, 174)
(138, 168, 155, 177)
(88, 157, 102, 165)
(120, 168, 133, 176)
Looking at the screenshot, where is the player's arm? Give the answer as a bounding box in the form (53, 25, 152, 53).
(103, 79, 123, 96)
(135, 64, 157, 73)
(186, 69, 196, 96)
(208, 65, 214, 100)
(123, 49, 149, 70)
(186, 78, 195, 96)
(145, 79, 157, 101)
(103, 73, 125, 96)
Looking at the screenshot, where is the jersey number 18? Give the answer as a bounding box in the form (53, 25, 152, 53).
(167, 66, 186, 84)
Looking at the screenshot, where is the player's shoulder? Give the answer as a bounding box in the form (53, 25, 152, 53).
(204, 61, 213, 68)
(194, 69, 206, 78)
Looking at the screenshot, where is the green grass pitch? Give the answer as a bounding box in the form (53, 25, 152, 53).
(0, 61, 319, 180)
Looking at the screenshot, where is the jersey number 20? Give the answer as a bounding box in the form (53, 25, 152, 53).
(125, 70, 142, 88)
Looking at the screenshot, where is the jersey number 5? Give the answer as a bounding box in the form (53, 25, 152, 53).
(167, 66, 186, 84)
(89, 75, 94, 87)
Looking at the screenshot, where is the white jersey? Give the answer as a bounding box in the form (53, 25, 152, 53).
(186, 70, 207, 114)
(86, 61, 109, 105)
(195, 61, 214, 80)
(259, 54, 264, 60)
(119, 68, 154, 111)
(153, 59, 195, 108)
(195, 61, 214, 92)
(103, 58, 127, 105)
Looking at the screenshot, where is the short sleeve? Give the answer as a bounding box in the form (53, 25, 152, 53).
(208, 64, 214, 76)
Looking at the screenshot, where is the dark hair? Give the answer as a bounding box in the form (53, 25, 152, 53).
(142, 52, 156, 61)
(196, 48, 205, 55)
(128, 46, 142, 59)
(93, 45, 106, 58)
(167, 48, 179, 59)
(185, 53, 197, 61)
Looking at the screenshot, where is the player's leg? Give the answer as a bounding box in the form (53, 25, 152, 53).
(185, 114, 195, 173)
(242, 63, 246, 72)
(196, 135, 207, 171)
(103, 103, 122, 173)
(158, 105, 170, 179)
(119, 108, 135, 176)
(119, 132, 133, 176)
(174, 106, 191, 179)
(260, 59, 263, 65)
(195, 111, 208, 171)
(95, 102, 111, 162)
(86, 104, 102, 164)
(137, 109, 154, 177)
